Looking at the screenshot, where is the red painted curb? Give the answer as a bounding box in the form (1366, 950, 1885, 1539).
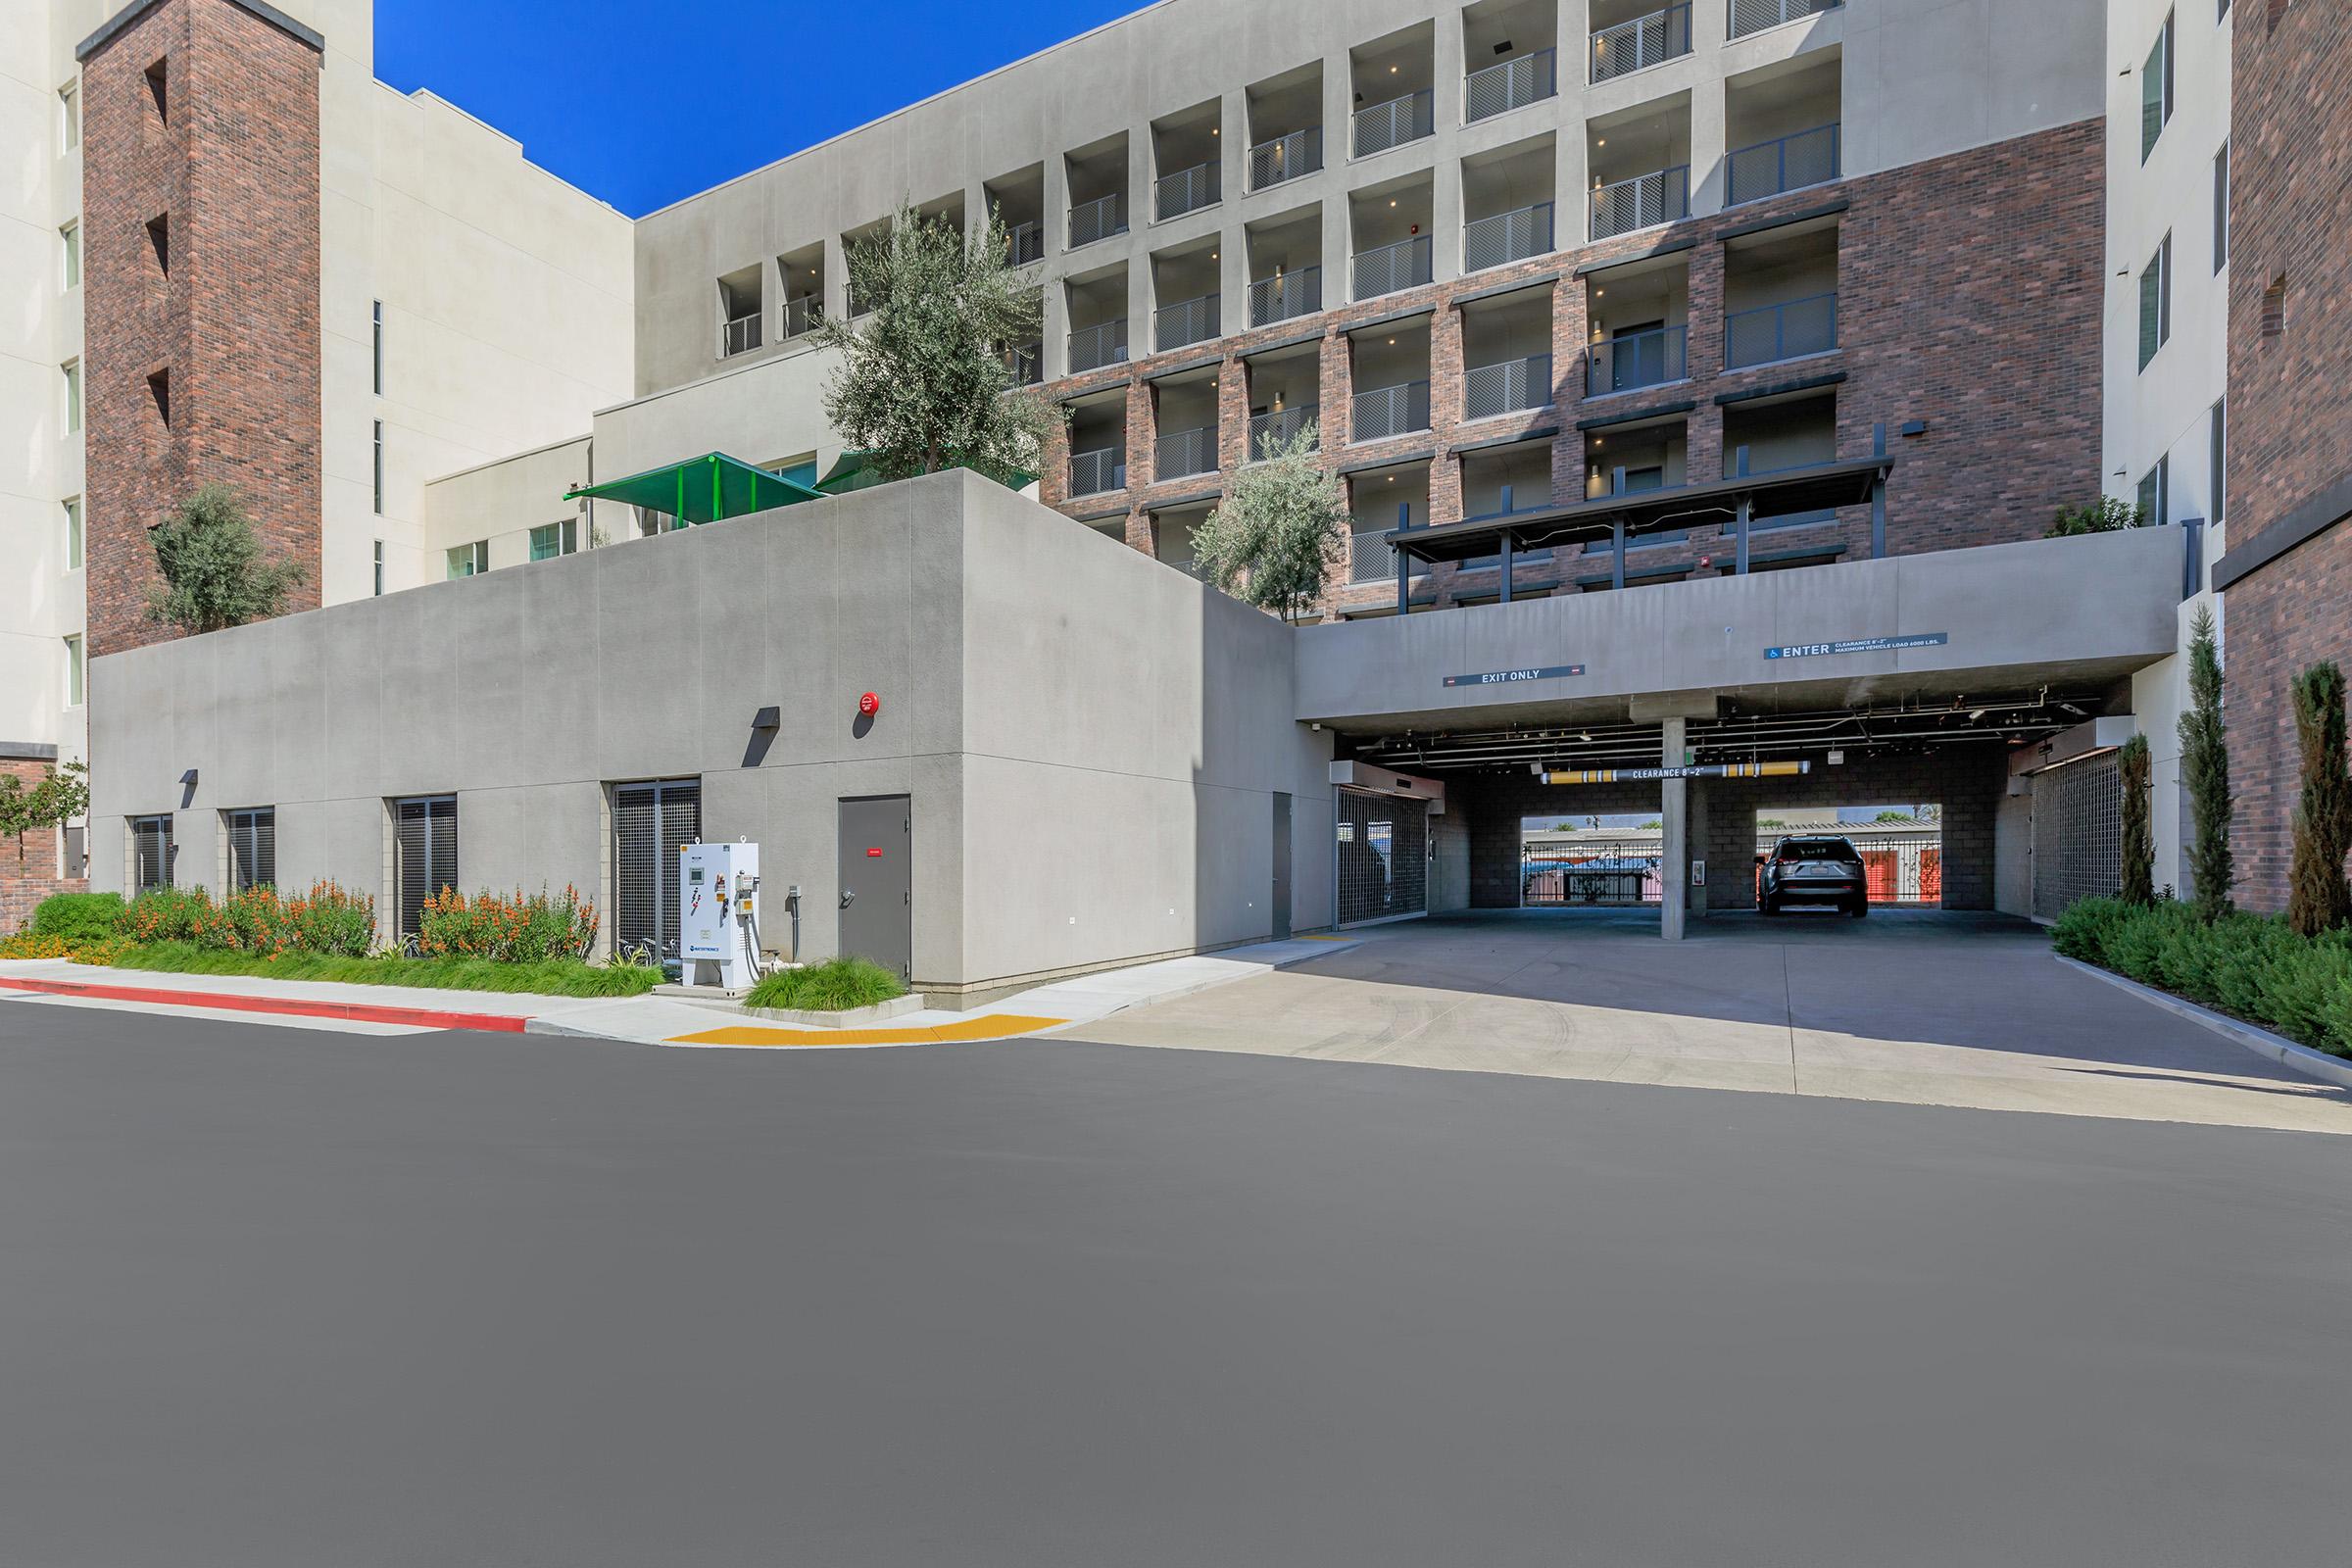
(0, 975, 531, 1033)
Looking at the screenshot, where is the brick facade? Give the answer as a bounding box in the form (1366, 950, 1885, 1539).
(2218, 0, 2352, 913)
(0, 760, 88, 936)
(1040, 120, 2105, 617)
(1446, 744, 2005, 913)
(79, 0, 323, 659)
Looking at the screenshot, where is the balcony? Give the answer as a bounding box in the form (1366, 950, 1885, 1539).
(1070, 447, 1126, 496)
(1729, 0, 1839, 40)
(1724, 293, 1837, 369)
(1068, 318, 1129, 373)
(1006, 220, 1044, 266)
(1249, 266, 1322, 327)
(1353, 234, 1434, 300)
(1353, 89, 1434, 157)
(1349, 529, 1423, 583)
(1157, 423, 1219, 480)
(1249, 126, 1323, 192)
(781, 294, 823, 341)
(1069, 192, 1127, 249)
(1465, 48, 1556, 122)
(1590, 4, 1692, 82)
(1250, 403, 1318, 455)
(721, 313, 761, 358)
(1006, 342, 1043, 385)
(1154, 292, 1221, 352)
(1463, 353, 1552, 420)
(1589, 166, 1689, 240)
(1726, 123, 1839, 206)
(1463, 201, 1555, 273)
(1586, 324, 1686, 395)
(1155, 160, 1220, 220)
(1351, 379, 1432, 442)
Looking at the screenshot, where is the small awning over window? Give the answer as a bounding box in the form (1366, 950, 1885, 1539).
(564, 451, 826, 525)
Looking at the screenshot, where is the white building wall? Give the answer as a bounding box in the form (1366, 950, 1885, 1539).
(2104, 0, 2231, 895)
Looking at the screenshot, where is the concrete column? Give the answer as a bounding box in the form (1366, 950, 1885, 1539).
(1128, 250, 1153, 361)
(1689, 64, 1729, 217)
(822, 233, 850, 332)
(1659, 716, 1688, 941)
(1219, 92, 1250, 310)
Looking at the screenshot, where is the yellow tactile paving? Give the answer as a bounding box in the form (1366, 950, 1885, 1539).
(666, 1013, 1069, 1047)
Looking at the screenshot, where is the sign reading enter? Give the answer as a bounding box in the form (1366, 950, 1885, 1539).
(1443, 662, 1586, 689)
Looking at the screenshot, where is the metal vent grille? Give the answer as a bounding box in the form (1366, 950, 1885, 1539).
(393, 796, 458, 939)
(613, 779, 701, 966)
(2032, 755, 2121, 921)
(227, 808, 275, 892)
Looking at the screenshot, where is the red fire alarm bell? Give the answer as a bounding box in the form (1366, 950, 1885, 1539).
(858, 691, 881, 716)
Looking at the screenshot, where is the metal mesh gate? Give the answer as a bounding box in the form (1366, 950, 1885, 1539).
(1336, 790, 1427, 924)
(2032, 755, 2121, 921)
(613, 779, 701, 968)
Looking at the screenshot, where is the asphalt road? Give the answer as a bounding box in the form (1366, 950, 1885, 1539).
(3, 1000, 2350, 1567)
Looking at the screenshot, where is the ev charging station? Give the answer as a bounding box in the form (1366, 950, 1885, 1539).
(679, 841, 762, 990)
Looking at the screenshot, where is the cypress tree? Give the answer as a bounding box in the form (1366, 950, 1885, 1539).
(2176, 607, 2232, 920)
(2118, 734, 2155, 906)
(2286, 661, 2352, 937)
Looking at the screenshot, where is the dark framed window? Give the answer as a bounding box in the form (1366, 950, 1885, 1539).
(2138, 454, 2169, 528)
(392, 796, 457, 940)
(2140, 11, 2175, 162)
(2212, 142, 2230, 271)
(372, 419, 384, 514)
(226, 808, 275, 892)
(371, 299, 383, 394)
(130, 814, 173, 892)
(2209, 399, 2226, 522)
(2137, 233, 2172, 370)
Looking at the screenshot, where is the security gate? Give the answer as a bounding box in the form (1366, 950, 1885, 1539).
(2032, 753, 2121, 921)
(392, 795, 458, 941)
(612, 778, 701, 968)
(838, 795, 912, 981)
(1336, 788, 1427, 924)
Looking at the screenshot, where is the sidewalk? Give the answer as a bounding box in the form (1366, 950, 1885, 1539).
(0, 936, 1358, 1047)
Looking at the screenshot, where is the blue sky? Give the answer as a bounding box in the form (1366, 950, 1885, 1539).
(375, 0, 1143, 217)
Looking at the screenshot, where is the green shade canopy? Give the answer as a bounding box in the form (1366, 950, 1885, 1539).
(564, 452, 825, 525)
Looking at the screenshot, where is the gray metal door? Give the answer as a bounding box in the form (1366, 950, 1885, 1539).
(838, 795, 912, 981)
(1271, 792, 1292, 939)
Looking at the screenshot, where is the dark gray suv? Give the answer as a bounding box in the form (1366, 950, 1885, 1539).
(1760, 835, 1868, 917)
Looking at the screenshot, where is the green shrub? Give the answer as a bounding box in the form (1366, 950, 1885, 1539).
(745, 957, 907, 1013)
(2057, 898, 2352, 1057)
(2253, 933, 2352, 1054)
(121, 887, 222, 946)
(2050, 897, 2131, 965)
(282, 881, 375, 956)
(416, 885, 598, 962)
(29, 891, 124, 945)
(94, 941, 658, 998)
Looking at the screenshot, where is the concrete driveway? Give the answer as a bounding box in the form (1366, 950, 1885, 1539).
(1076, 910, 2352, 1134)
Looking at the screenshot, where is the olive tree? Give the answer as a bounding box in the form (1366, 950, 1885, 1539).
(1188, 421, 1349, 622)
(147, 484, 306, 634)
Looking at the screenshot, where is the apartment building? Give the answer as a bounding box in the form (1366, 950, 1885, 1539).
(0, 0, 634, 922)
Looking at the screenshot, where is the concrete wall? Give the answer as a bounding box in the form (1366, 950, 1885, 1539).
(86, 472, 1331, 991)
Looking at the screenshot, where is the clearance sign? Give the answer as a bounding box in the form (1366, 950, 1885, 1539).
(1542, 760, 1812, 785)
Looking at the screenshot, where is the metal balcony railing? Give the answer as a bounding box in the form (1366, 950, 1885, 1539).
(1249, 125, 1323, 191)
(781, 294, 823, 341)
(1463, 353, 1553, 421)
(1349, 529, 1415, 583)
(1591, 3, 1692, 81)
(1589, 166, 1690, 240)
(1156, 424, 1218, 480)
(1155, 160, 1220, 220)
(1070, 446, 1126, 496)
(1464, 201, 1555, 272)
(1726, 122, 1840, 205)
(1350, 379, 1431, 443)
(1465, 47, 1557, 122)
(1068, 318, 1129, 373)
(1068, 192, 1126, 249)
(1352, 88, 1434, 157)
(1352, 233, 1434, 299)
(1248, 265, 1322, 326)
(1006, 220, 1044, 266)
(1729, 0, 1839, 39)
(1006, 342, 1043, 385)
(721, 313, 761, 357)
(1585, 324, 1687, 395)
(1248, 403, 1318, 456)
(1724, 293, 1838, 368)
(1154, 292, 1220, 352)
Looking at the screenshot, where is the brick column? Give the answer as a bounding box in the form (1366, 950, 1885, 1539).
(1429, 303, 1465, 524)
(1684, 241, 1727, 486)
(1318, 327, 1352, 450)
(1550, 276, 1585, 505)
(1039, 410, 1071, 507)
(1217, 357, 1250, 469)
(1126, 377, 1157, 492)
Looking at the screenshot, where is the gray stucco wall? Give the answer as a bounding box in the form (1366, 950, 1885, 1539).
(87, 472, 1332, 992)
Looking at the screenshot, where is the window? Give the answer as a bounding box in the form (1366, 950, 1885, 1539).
(2137, 455, 2169, 527)
(60, 82, 77, 151)
(131, 814, 173, 893)
(372, 539, 385, 596)
(64, 635, 83, 707)
(2137, 233, 2171, 370)
(529, 519, 577, 561)
(371, 419, 383, 514)
(2261, 272, 2286, 339)
(392, 795, 457, 939)
(2140, 12, 2174, 162)
(446, 540, 488, 578)
(2209, 399, 2226, 522)
(2213, 142, 2230, 270)
(64, 497, 82, 569)
(226, 808, 275, 892)
(371, 300, 383, 394)
(61, 220, 79, 289)
(63, 361, 80, 434)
